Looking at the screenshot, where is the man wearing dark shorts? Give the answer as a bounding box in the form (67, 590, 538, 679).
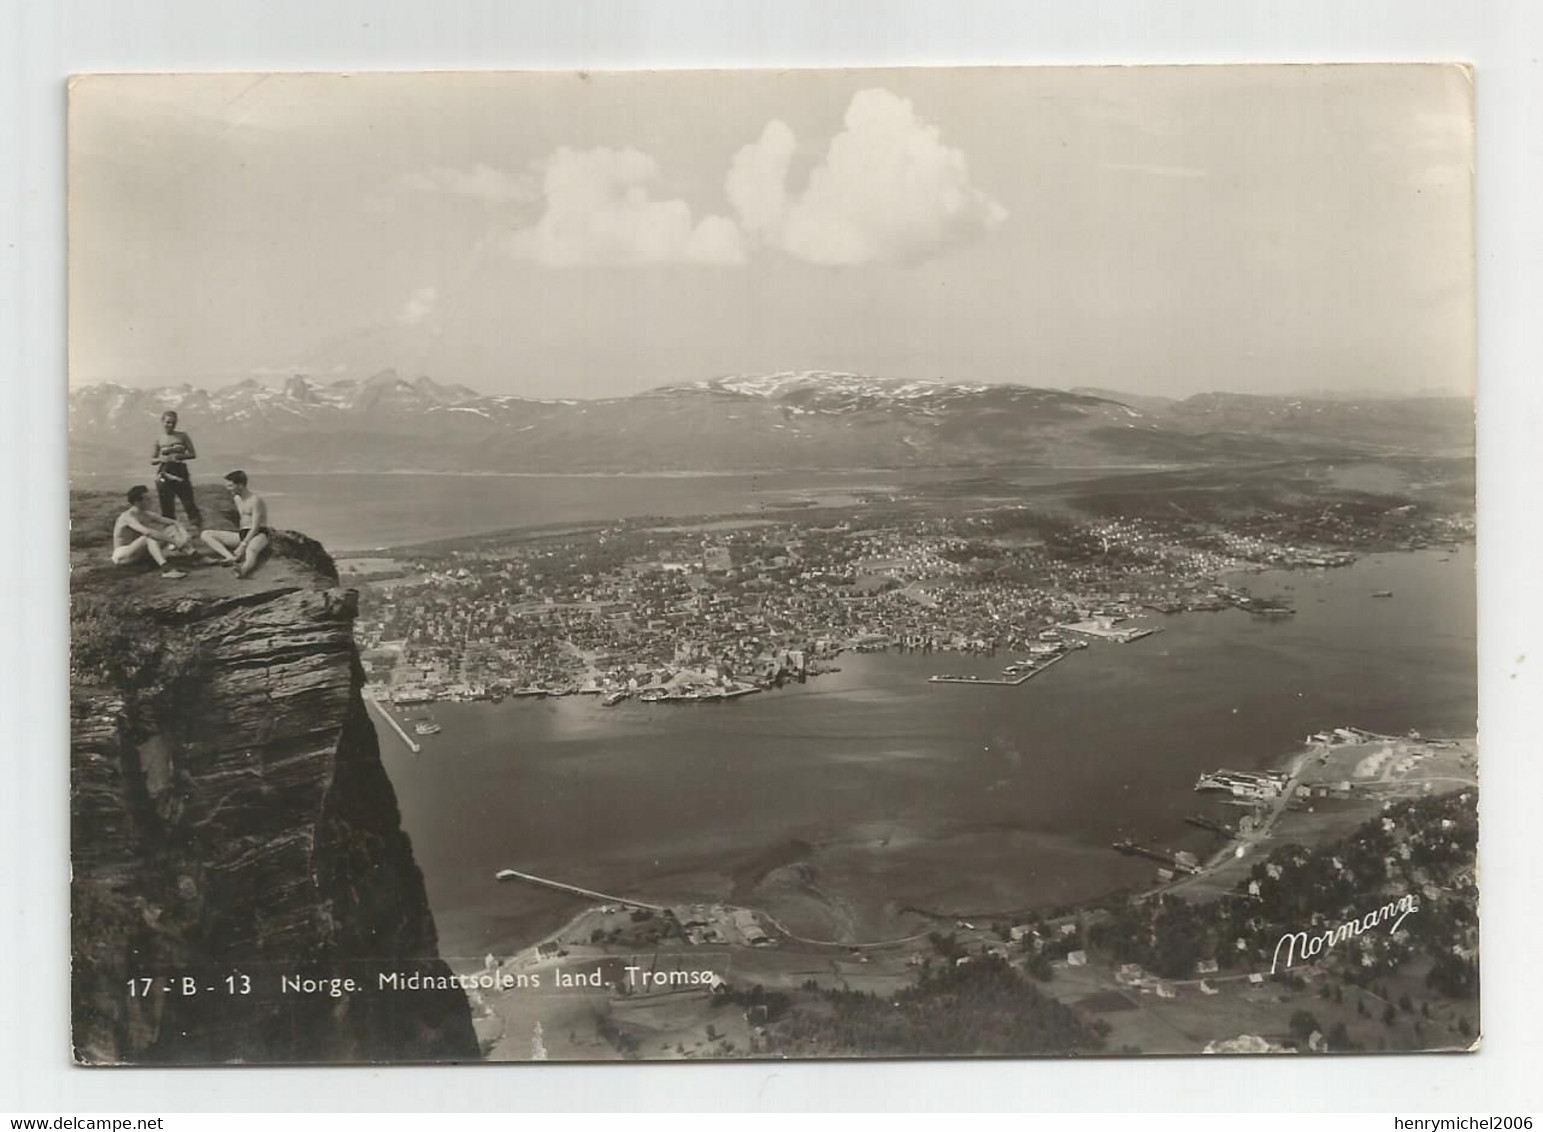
(151, 410, 203, 527)
(201, 470, 271, 578)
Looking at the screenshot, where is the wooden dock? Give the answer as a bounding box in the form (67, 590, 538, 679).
(1184, 814, 1236, 838)
(1112, 840, 1200, 874)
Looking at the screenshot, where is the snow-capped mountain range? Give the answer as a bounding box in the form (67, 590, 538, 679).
(68, 369, 1471, 475)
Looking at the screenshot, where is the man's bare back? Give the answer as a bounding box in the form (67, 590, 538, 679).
(113, 506, 175, 547)
(110, 495, 191, 575)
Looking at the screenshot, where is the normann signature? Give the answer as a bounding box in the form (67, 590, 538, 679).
(1271, 893, 1419, 974)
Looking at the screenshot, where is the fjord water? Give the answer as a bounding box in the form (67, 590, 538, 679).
(69, 467, 1129, 550)
(372, 545, 1475, 963)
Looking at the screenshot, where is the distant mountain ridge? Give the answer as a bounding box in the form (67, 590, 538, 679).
(69, 370, 1473, 475)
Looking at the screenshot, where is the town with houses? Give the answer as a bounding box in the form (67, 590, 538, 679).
(349, 500, 1468, 709)
(333, 490, 1478, 1058)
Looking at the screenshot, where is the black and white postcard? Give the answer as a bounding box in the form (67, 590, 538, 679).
(67, 65, 1477, 1064)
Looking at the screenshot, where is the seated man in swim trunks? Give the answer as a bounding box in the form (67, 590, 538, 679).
(200, 469, 271, 578)
(111, 484, 193, 577)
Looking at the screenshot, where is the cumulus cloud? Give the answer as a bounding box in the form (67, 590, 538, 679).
(479, 89, 999, 269)
(403, 163, 536, 205)
(397, 286, 437, 325)
(726, 120, 796, 238)
(507, 147, 745, 267)
(727, 88, 1007, 266)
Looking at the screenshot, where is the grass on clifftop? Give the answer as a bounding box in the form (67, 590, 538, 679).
(69, 485, 340, 697)
(70, 484, 237, 553)
(70, 485, 338, 582)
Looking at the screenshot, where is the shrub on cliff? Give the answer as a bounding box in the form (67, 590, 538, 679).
(69, 591, 199, 698)
(768, 956, 1105, 1058)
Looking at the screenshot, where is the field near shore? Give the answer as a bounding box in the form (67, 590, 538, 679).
(468, 730, 1477, 1061)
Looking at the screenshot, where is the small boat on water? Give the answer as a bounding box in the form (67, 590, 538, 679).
(637, 688, 668, 703)
(1372, 590, 1394, 598)
(413, 720, 442, 736)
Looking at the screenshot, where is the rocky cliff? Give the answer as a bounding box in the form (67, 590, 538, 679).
(69, 493, 478, 1063)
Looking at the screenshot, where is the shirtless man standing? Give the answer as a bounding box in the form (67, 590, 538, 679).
(111, 484, 192, 577)
(150, 410, 202, 528)
(200, 470, 271, 578)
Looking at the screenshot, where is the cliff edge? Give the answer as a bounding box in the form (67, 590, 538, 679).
(69, 489, 479, 1064)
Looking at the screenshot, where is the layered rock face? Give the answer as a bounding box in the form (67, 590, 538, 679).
(70, 530, 478, 1064)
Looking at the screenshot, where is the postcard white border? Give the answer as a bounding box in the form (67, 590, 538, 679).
(6, 0, 1541, 1113)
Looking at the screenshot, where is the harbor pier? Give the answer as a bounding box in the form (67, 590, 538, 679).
(367, 695, 421, 754)
(928, 650, 1071, 686)
(494, 868, 666, 912)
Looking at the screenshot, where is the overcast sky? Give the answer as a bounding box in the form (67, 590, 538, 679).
(68, 65, 1474, 399)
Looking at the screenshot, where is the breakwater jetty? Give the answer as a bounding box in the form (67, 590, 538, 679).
(494, 868, 666, 912)
(367, 695, 421, 754)
(928, 650, 1071, 687)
